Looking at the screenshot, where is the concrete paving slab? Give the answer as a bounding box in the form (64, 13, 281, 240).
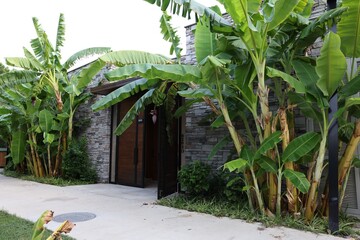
(0, 174, 346, 240)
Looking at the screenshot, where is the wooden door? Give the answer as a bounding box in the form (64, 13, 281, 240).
(116, 95, 145, 187)
(0, 151, 6, 167)
(157, 106, 180, 199)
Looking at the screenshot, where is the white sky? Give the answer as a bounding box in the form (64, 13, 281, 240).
(0, 0, 221, 68)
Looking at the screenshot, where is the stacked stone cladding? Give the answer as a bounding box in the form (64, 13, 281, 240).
(72, 64, 114, 183)
(307, 0, 327, 57)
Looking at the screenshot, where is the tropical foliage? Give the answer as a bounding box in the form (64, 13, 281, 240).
(0, 14, 110, 177)
(89, 0, 360, 224)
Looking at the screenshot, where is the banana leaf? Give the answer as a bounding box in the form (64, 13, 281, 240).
(105, 64, 202, 83)
(316, 32, 346, 97)
(282, 132, 321, 162)
(10, 127, 26, 165)
(92, 78, 159, 111)
(283, 169, 310, 193)
(338, 0, 360, 57)
(254, 131, 282, 160)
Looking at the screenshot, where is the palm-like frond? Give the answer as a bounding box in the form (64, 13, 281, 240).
(23, 47, 44, 71)
(91, 78, 160, 111)
(160, 12, 182, 61)
(144, 0, 232, 32)
(31, 17, 54, 65)
(30, 38, 44, 63)
(0, 70, 39, 86)
(31, 17, 46, 62)
(99, 50, 171, 66)
(55, 13, 66, 54)
(5, 57, 34, 70)
(62, 47, 111, 71)
(105, 64, 202, 82)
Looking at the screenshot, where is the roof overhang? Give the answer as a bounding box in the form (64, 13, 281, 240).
(90, 77, 141, 95)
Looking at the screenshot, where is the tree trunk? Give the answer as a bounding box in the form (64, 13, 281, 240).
(31, 132, 45, 177)
(47, 145, 53, 177)
(257, 61, 276, 214)
(279, 108, 298, 213)
(28, 133, 39, 177)
(305, 133, 328, 221)
(338, 121, 360, 206)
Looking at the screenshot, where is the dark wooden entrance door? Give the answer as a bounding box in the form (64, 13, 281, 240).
(114, 94, 180, 198)
(116, 95, 145, 187)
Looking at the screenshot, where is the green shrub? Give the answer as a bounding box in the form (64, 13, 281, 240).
(178, 160, 211, 196)
(62, 137, 97, 182)
(221, 172, 245, 202)
(208, 170, 245, 201)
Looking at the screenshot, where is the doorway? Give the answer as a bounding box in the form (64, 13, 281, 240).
(110, 94, 180, 199)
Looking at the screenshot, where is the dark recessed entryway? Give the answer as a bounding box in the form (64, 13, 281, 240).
(91, 79, 181, 199)
(112, 95, 180, 199)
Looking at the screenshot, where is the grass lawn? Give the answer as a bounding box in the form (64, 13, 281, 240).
(0, 210, 75, 240)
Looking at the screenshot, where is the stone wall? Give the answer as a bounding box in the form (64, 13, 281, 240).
(307, 0, 327, 57)
(182, 16, 234, 169)
(73, 65, 113, 183)
(184, 102, 234, 168)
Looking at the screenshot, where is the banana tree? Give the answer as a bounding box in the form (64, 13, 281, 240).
(225, 131, 320, 215)
(90, 0, 359, 222)
(0, 13, 110, 176)
(0, 81, 42, 176)
(5, 14, 110, 143)
(140, 0, 341, 217)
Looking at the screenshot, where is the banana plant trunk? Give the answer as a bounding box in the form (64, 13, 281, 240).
(305, 131, 328, 221)
(53, 132, 65, 176)
(30, 132, 45, 177)
(220, 102, 258, 211)
(279, 108, 298, 213)
(68, 110, 74, 142)
(220, 103, 243, 154)
(28, 132, 39, 177)
(338, 121, 360, 206)
(47, 145, 53, 177)
(256, 61, 276, 214)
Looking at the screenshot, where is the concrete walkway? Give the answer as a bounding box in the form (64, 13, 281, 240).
(0, 174, 345, 240)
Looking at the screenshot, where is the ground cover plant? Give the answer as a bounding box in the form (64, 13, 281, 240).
(3, 170, 96, 186)
(88, 0, 360, 228)
(0, 210, 75, 240)
(158, 194, 360, 238)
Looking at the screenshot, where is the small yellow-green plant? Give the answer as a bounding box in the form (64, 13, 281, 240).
(32, 210, 75, 240)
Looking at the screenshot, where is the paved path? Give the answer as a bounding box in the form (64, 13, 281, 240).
(0, 174, 345, 240)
